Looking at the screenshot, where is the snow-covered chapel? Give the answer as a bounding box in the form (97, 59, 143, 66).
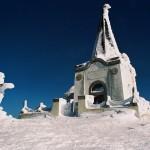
(50, 4, 139, 116)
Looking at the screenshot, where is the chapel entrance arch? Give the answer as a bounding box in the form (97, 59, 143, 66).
(89, 81, 107, 106)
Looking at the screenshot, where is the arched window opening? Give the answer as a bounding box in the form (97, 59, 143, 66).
(89, 81, 107, 105)
(91, 84, 105, 94)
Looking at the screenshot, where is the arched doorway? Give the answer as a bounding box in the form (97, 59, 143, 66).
(89, 81, 107, 106)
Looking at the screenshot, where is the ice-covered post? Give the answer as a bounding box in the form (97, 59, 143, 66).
(24, 100, 28, 108)
(103, 4, 111, 17)
(37, 102, 47, 112)
(0, 72, 15, 104)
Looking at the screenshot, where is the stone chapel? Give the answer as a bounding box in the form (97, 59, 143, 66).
(50, 4, 139, 116)
(20, 4, 139, 117)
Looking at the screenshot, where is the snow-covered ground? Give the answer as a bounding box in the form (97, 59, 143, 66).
(0, 107, 150, 150)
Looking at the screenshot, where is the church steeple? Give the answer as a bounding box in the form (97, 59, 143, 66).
(92, 4, 121, 61)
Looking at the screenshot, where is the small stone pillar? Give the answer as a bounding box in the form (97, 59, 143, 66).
(51, 98, 67, 116)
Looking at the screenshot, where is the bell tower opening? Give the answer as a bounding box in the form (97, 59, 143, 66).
(89, 81, 107, 106)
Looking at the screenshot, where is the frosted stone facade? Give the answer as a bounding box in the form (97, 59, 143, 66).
(51, 98, 73, 116)
(74, 4, 138, 112)
(16, 4, 150, 118)
(92, 4, 121, 61)
(50, 3, 141, 116)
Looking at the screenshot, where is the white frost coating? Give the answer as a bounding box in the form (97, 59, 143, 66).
(92, 4, 121, 61)
(21, 100, 33, 114)
(76, 61, 89, 68)
(109, 52, 150, 117)
(67, 85, 74, 95)
(85, 95, 95, 109)
(0, 72, 14, 104)
(58, 98, 67, 116)
(0, 72, 15, 119)
(2, 108, 150, 150)
(37, 102, 47, 112)
(120, 53, 139, 103)
(58, 98, 74, 116)
(85, 95, 106, 109)
(63, 101, 74, 116)
(137, 97, 150, 117)
(64, 85, 74, 100)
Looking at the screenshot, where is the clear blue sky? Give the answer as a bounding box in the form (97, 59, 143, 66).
(0, 0, 150, 117)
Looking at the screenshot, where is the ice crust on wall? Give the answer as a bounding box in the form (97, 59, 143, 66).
(0, 70, 150, 119)
(58, 98, 74, 116)
(119, 53, 150, 116)
(64, 51, 150, 117)
(92, 4, 121, 61)
(85, 95, 106, 109)
(120, 53, 139, 102)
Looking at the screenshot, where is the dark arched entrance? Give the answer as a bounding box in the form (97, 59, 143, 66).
(89, 81, 107, 106)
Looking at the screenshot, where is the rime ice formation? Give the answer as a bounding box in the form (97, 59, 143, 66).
(14, 3, 150, 119)
(50, 3, 150, 117)
(72, 3, 139, 110)
(137, 97, 150, 117)
(20, 100, 34, 114)
(37, 102, 48, 112)
(1, 3, 150, 150)
(19, 100, 52, 119)
(0, 72, 14, 119)
(92, 4, 121, 61)
(64, 86, 74, 101)
(0, 72, 14, 104)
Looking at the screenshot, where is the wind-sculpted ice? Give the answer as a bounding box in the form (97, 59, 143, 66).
(21, 100, 34, 114)
(37, 102, 48, 112)
(0, 72, 14, 104)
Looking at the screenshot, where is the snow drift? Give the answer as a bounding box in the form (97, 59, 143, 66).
(0, 107, 150, 150)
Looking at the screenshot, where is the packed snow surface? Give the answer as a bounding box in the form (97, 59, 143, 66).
(1, 107, 150, 150)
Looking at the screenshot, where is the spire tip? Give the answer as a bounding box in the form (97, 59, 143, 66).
(103, 4, 111, 10)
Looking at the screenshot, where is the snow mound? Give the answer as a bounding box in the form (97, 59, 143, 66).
(80, 108, 138, 121)
(137, 97, 150, 118)
(0, 107, 14, 120)
(1, 108, 150, 150)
